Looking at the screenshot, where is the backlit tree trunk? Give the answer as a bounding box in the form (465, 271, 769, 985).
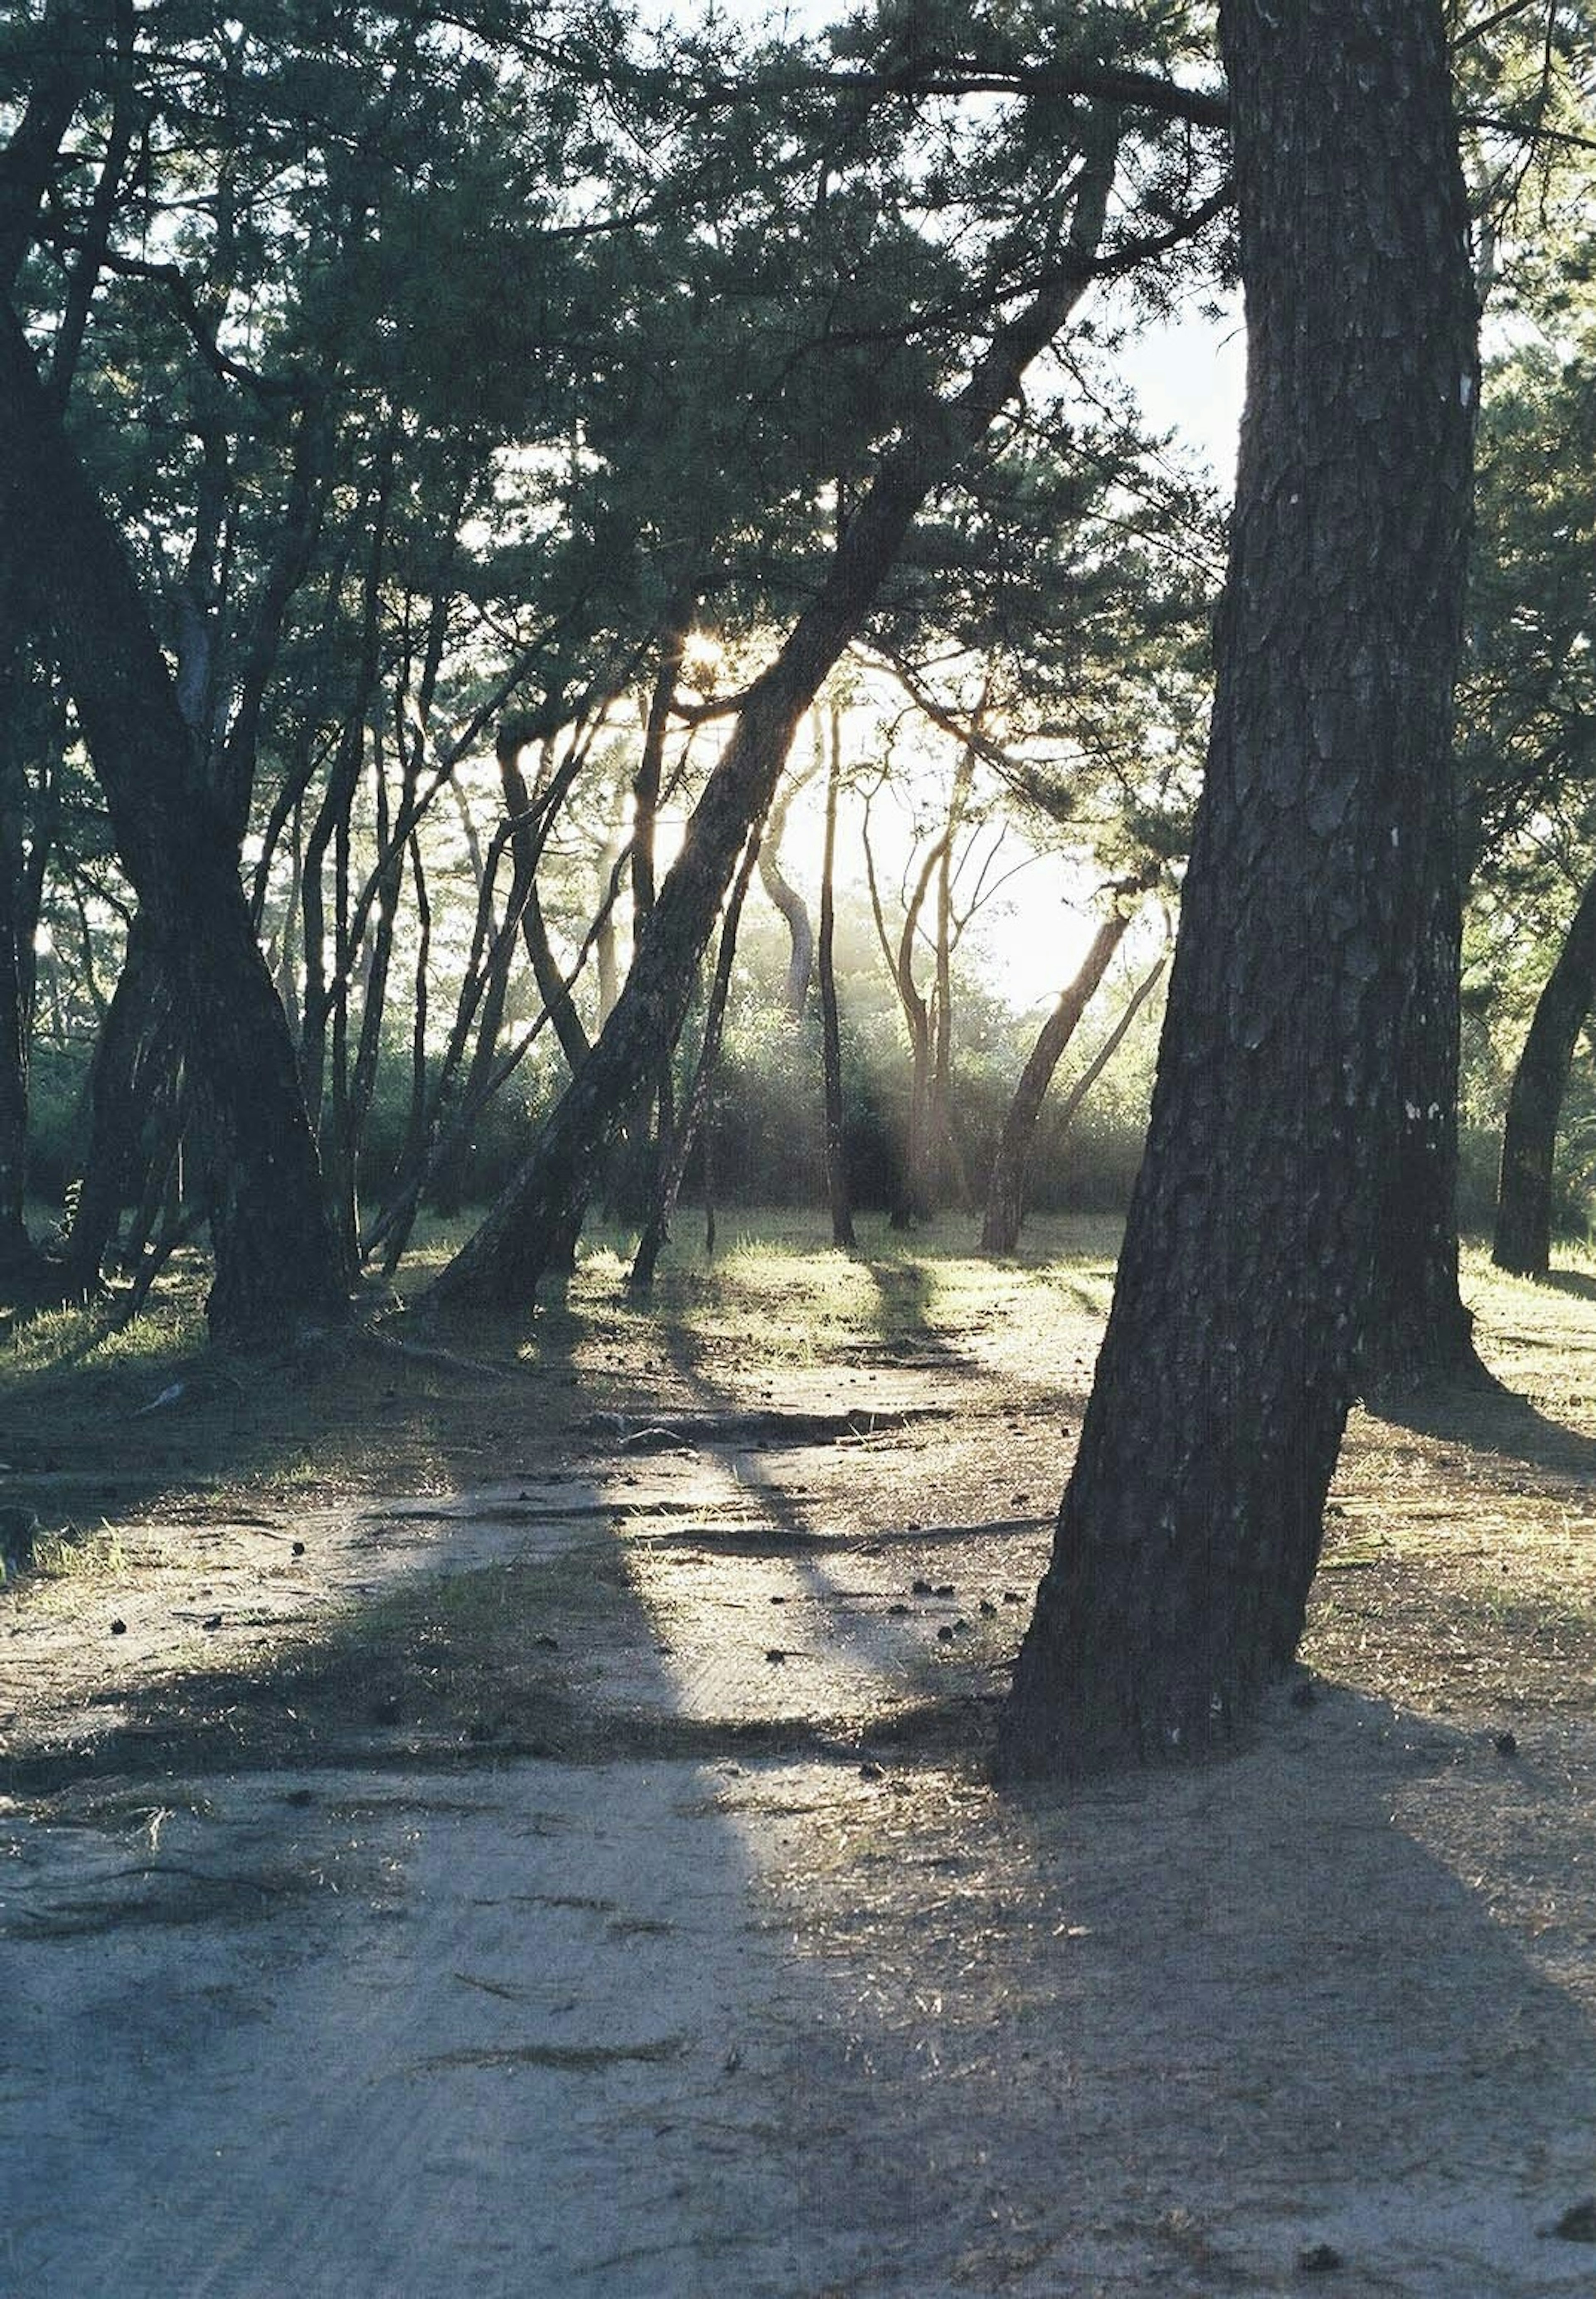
(999, 0, 1477, 1773)
(980, 882, 1143, 1256)
(758, 772, 815, 1018)
(1493, 862, 1596, 1277)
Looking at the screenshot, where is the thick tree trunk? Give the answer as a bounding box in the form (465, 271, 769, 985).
(429, 130, 1119, 1316)
(0, 298, 347, 1343)
(819, 705, 856, 1249)
(998, 0, 1477, 1774)
(980, 887, 1140, 1256)
(1493, 863, 1596, 1277)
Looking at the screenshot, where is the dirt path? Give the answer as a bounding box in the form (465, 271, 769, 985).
(7, 1246, 1596, 2294)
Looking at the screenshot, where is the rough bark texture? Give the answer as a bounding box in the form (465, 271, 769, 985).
(998, 0, 1477, 1774)
(1493, 864, 1596, 1277)
(0, 298, 347, 1344)
(980, 889, 1140, 1256)
(428, 128, 1118, 1316)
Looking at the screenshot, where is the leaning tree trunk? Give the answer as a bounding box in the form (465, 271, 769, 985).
(0, 296, 347, 1345)
(998, 0, 1478, 1776)
(427, 123, 1120, 1317)
(980, 881, 1143, 1256)
(1493, 861, 1596, 1277)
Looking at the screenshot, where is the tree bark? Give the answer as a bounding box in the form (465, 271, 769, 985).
(980, 884, 1142, 1256)
(998, 0, 1477, 1774)
(1493, 862, 1596, 1277)
(428, 122, 1121, 1316)
(0, 297, 347, 1343)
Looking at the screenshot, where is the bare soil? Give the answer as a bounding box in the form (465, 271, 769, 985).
(5, 1223, 1596, 2296)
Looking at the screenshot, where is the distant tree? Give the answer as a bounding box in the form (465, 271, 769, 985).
(980, 874, 1153, 1255)
(1494, 857, 1596, 1273)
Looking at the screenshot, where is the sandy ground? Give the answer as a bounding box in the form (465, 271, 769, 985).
(6, 1267, 1596, 2295)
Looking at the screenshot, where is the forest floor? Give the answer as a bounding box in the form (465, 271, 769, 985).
(5, 1213, 1596, 2296)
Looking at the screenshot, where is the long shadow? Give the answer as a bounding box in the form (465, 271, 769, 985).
(798, 1686, 1596, 2292)
(9, 1330, 1596, 2292)
(1369, 1372, 1596, 1483)
(1541, 1269, 1596, 1304)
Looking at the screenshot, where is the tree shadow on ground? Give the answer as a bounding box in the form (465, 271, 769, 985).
(1367, 1372, 1596, 1483)
(1539, 1267, 1596, 1305)
(825, 1683, 1596, 2294)
(10, 1374, 1596, 2294)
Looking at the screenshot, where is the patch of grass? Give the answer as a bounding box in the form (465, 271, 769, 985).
(28, 1521, 129, 1581)
(4, 1298, 204, 1386)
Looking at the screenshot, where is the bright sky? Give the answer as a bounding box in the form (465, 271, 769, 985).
(1125, 298, 1246, 488)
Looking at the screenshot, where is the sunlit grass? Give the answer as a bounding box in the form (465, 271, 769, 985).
(28, 1521, 129, 1584)
(4, 1299, 203, 1384)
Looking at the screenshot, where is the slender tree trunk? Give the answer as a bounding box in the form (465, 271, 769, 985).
(1051, 946, 1168, 1138)
(429, 127, 1120, 1316)
(867, 816, 941, 1227)
(0, 297, 346, 1343)
(298, 428, 395, 1134)
(998, 0, 1477, 1774)
(60, 911, 171, 1297)
(501, 731, 591, 1076)
(980, 885, 1142, 1256)
(758, 767, 815, 1017)
(819, 703, 856, 1249)
(1493, 862, 1596, 1277)
(931, 735, 976, 1207)
(629, 828, 761, 1291)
